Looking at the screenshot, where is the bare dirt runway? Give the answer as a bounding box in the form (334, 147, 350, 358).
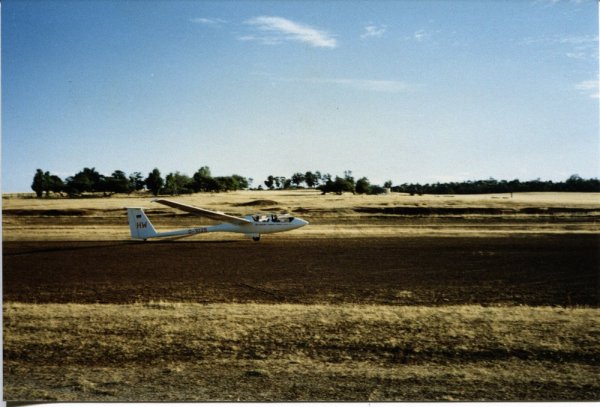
(4, 235, 598, 306)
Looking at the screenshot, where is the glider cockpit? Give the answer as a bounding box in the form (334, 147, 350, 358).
(251, 214, 295, 223)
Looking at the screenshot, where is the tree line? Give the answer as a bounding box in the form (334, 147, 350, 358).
(30, 167, 249, 198)
(390, 175, 600, 195)
(258, 171, 600, 195)
(31, 167, 599, 198)
(262, 170, 390, 195)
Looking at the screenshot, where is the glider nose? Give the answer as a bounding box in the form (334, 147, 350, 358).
(299, 218, 309, 226)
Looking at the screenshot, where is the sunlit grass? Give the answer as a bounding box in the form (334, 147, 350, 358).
(4, 302, 600, 400)
(3, 190, 600, 240)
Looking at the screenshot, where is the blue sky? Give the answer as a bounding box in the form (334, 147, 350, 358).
(2, 0, 598, 192)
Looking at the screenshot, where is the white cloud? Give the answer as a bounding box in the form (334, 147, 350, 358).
(521, 35, 563, 45)
(576, 79, 599, 99)
(521, 34, 598, 59)
(273, 75, 412, 93)
(413, 29, 429, 42)
(244, 16, 337, 48)
(535, 0, 591, 6)
(190, 17, 227, 26)
(557, 34, 599, 45)
(400, 29, 433, 43)
(361, 24, 386, 39)
(566, 51, 587, 59)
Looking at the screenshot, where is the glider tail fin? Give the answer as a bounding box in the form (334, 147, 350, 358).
(127, 208, 158, 240)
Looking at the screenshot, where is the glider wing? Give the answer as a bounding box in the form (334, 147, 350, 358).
(153, 199, 253, 225)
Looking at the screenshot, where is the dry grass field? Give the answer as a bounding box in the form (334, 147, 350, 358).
(3, 190, 600, 401)
(3, 190, 600, 240)
(4, 303, 599, 401)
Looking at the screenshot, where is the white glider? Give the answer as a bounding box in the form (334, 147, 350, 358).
(127, 199, 308, 242)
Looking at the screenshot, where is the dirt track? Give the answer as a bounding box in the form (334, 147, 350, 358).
(4, 235, 598, 306)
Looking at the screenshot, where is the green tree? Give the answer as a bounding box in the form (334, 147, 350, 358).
(368, 184, 387, 195)
(104, 170, 129, 194)
(81, 167, 103, 191)
(291, 172, 306, 188)
(265, 175, 275, 190)
(335, 176, 355, 194)
(48, 175, 65, 195)
(65, 167, 101, 195)
(197, 166, 211, 177)
(231, 174, 249, 190)
(164, 172, 193, 195)
(315, 171, 323, 184)
(31, 169, 46, 198)
(305, 171, 319, 188)
(192, 166, 218, 192)
(565, 174, 583, 192)
(355, 177, 370, 194)
(214, 176, 239, 192)
(318, 175, 355, 195)
(145, 168, 164, 196)
(31, 169, 64, 197)
(128, 172, 145, 192)
(164, 173, 178, 195)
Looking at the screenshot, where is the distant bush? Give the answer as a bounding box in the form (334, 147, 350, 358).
(368, 185, 387, 195)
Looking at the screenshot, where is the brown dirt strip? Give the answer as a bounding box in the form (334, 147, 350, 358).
(3, 235, 598, 306)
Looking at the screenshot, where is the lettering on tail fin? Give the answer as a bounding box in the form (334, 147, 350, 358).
(127, 208, 158, 240)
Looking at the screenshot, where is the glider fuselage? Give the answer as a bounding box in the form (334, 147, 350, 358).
(127, 200, 308, 242)
(160, 215, 307, 237)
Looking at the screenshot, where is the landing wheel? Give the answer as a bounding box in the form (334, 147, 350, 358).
(252, 235, 261, 242)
